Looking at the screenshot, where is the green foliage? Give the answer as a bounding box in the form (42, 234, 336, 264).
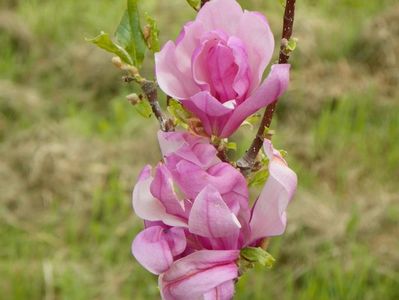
(86, 31, 133, 65)
(186, 0, 201, 10)
(167, 99, 191, 128)
(240, 247, 275, 269)
(115, 0, 147, 67)
(144, 14, 160, 52)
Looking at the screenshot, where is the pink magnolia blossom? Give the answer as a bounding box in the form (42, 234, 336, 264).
(131, 131, 297, 299)
(155, 0, 290, 138)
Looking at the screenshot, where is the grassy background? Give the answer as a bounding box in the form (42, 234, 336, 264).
(1, 0, 398, 299)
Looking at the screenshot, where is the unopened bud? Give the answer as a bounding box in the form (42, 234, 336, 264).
(122, 64, 139, 76)
(143, 25, 151, 41)
(111, 56, 123, 69)
(126, 93, 141, 105)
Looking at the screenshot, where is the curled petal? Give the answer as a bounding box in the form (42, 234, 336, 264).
(182, 91, 233, 136)
(132, 226, 186, 275)
(151, 164, 186, 218)
(158, 131, 219, 169)
(248, 140, 297, 244)
(155, 41, 201, 100)
(159, 250, 239, 300)
(203, 280, 235, 300)
(220, 64, 290, 138)
(132, 166, 188, 227)
(189, 185, 241, 238)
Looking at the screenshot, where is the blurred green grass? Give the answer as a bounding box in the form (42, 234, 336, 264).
(1, 0, 398, 299)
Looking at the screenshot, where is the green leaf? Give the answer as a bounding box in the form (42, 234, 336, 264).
(167, 99, 191, 128)
(86, 31, 133, 65)
(240, 247, 275, 269)
(135, 100, 153, 118)
(286, 38, 298, 52)
(248, 167, 269, 187)
(115, 0, 147, 67)
(226, 142, 237, 151)
(186, 0, 200, 10)
(144, 14, 160, 52)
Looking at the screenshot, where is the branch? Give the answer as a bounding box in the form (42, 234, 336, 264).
(237, 0, 296, 175)
(141, 80, 174, 132)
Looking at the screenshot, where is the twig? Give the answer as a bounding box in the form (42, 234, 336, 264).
(140, 80, 174, 132)
(237, 0, 296, 175)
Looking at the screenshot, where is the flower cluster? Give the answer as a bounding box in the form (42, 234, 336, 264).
(131, 0, 297, 299)
(132, 132, 296, 299)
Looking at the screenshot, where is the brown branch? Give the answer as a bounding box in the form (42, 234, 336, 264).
(141, 80, 174, 132)
(237, 0, 296, 175)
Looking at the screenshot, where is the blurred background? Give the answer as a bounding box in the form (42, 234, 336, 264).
(1, 0, 398, 299)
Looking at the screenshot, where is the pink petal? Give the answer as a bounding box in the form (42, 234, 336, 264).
(132, 166, 188, 227)
(220, 64, 290, 138)
(189, 185, 241, 238)
(155, 41, 200, 100)
(203, 280, 235, 300)
(158, 131, 220, 170)
(132, 226, 186, 275)
(236, 11, 275, 92)
(248, 140, 297, 244)
(159, 250, 239, 300)
(151, 164, 186, 218)
(182, 91, 233, 136)
(196, 0, 243, 35)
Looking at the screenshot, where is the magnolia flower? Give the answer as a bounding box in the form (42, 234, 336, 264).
(155, 0, 290, 138)
(131, 131, 297, 299)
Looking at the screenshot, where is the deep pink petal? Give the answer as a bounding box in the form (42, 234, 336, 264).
(189, 185, 241, 238)
(182, 91, 233, 136)
(203, 280, 235, 300)
(196, 0, 243, 34)
(236, 11, 275, 92)
(159, 250, 239, 300)
(132, 166, 188, 227)
(158, 131, 220, 170)
(132, 226, 186, 275)
(248, 140, 297, 244)
(151, 164, 186, 218)
(220, 64, 290, 138)
(155, 41, 201, 99)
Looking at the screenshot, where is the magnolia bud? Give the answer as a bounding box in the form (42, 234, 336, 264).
(111, 56, 123, 69)
(126, 93, 141, 105)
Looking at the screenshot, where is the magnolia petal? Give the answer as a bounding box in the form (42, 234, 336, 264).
(220, 64, 290, 138)
(155, 41, 200, 100)
(159, 250, 239, 300)
(196, 0, 243, 35)
(132, 226, 186, 275)
(182, 91, 233, 136)
(236, 11, 275, 92)
(248, 140, 297, 244)
(151, 164, 186, 218)
(203, 280, 235, 300)
(132, 166, 188, 228)
(189, 185, 241, 238)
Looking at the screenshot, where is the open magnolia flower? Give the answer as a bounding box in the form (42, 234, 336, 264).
(155, 0, 290, 138)
(131, 131, 297, 299)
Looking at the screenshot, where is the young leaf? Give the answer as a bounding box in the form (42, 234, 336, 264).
(240, 247, 275, 269)
(115, 0, 147, 67)
(167, 99, 191, 128)
(135, 100, 153, 118)
(86, 31, 133, 65)
(248, 167, 269, 187)
(186, 0, 200, 10)
(144, 14, 160, 52)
